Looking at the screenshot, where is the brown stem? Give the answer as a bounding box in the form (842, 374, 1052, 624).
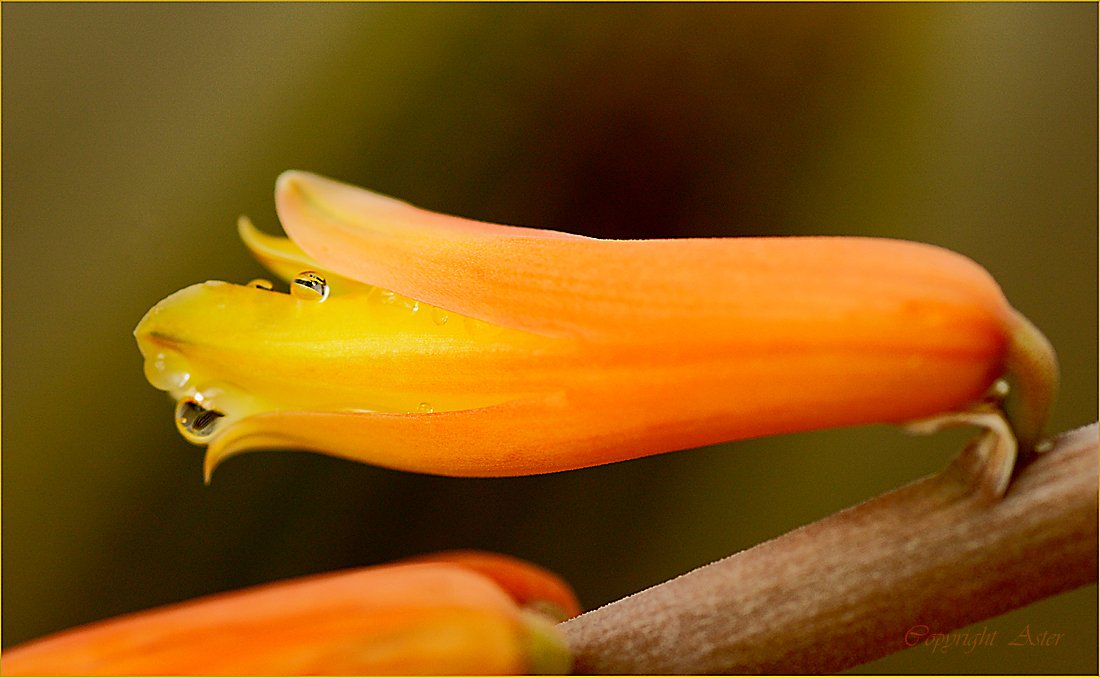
(562, 424, 1098, 674)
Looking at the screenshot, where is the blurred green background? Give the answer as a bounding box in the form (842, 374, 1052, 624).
(3, 4, 1096, 673)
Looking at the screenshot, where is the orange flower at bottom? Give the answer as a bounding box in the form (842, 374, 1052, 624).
(1, 553, 577, 675)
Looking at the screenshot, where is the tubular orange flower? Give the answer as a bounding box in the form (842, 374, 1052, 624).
(1, 553, 576, 675)
(134, 172, 1057, 485)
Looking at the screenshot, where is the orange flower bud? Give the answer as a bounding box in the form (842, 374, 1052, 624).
(134, 172, 1056, 484)
(2, 556, 574, 675)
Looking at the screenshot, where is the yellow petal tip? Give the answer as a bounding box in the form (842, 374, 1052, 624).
(202, 447, 219, 485)
(203, 436, 244, 485)
(236, 213, 256, 239)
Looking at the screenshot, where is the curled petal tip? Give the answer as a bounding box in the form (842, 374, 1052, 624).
(276, 170, 414, 226)
(274, 169, 315, 199)
(202, 418, 293, 484)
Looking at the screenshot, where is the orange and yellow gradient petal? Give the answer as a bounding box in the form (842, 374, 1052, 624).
(1, 554, 576, 675)
(134, 172, 1055, 480)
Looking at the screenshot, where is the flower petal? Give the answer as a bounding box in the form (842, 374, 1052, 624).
(1, 562, 572, 675)
(403, 551, 582, 620)
(134, 277, 570, 442)
(237, 215, 365, 294)
(206, 330, 1005, 479)
(275, 171, 1012, 346)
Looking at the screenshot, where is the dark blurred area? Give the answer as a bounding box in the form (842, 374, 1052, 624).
(2, 4, 1095, 673)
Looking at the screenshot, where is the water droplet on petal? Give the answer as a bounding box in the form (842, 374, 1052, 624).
(431, 308, 450, 325)
(175, 398, 224, 442)
(405, 299, 420, 313)
(291, 272, 329, 302)
(377, 289, 397, 305)
(145, 352, 191, 391)
(248, 278, 275, 291)
(418, 402, 434, 413)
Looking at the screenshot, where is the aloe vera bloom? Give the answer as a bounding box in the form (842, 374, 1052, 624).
(134, 172, 1056, 480)
(1, 553, 577, 675)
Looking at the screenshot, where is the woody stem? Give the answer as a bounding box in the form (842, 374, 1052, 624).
(561, 423, 1098, 674)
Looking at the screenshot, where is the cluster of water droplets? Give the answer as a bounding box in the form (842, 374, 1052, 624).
(143, 350, 225, 443)
(261, 269, 504, 345)
(237, 270, 466, 418)
(369, 285, 489, 339)
(149, 271, 335, 442)
(151, 267, 525, 443)
(168, 381, 271, 445)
